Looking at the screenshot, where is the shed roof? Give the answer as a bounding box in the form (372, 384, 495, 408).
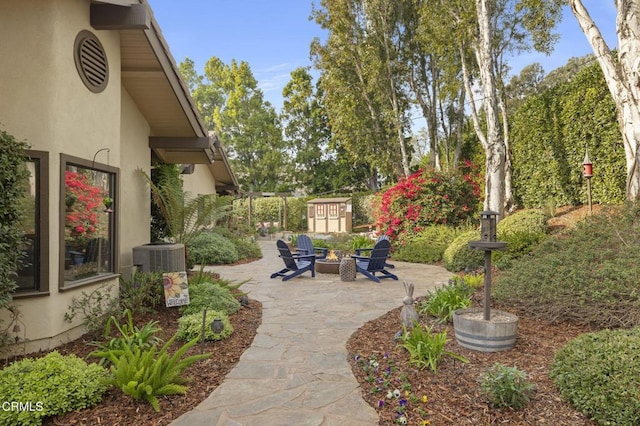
(307, 197, 352, 204)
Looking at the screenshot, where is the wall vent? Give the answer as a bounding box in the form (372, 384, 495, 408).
(132, 243, 186, 273)
(74, 30, 109, 93)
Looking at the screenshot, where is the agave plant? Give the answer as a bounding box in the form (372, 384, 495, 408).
(138, 164, 233, 246)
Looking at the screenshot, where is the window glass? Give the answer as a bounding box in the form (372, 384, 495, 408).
(16, 160, 38, 291)
(329, 203, 338, 218)
(63, 164, 114, 283)
(316, 204, 326, 218)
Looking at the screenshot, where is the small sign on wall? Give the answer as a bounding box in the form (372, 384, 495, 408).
(162, 271, 190, 307)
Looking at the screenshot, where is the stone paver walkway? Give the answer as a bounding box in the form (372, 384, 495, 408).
(171, 240, 451, 426)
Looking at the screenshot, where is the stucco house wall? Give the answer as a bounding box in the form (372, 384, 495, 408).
(0, 0, 237, 354)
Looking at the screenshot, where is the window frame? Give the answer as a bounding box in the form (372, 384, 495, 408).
(59, 154, 119, 291)
(328, 203, 339, 218)
(14, 150, 50, 298)
(316, 203, 326, 219)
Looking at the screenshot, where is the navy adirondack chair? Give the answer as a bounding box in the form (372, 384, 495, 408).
(352, 239, 398, 283)
(296, 234, 328, 259)
(271, 240, 316, 281)
(355, 234, 395, 269)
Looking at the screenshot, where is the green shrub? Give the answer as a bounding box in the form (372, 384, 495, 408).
(231, 237, 262, 259)
(181, 282, 241, 315)
(394, 225, 464, 264)
(186, 232, 239, 266)
(400, 325, 468, 373)
(442, 229, 484, 272)
(176, 310, 233, 342)
(480, 363, 535, 410)
(0, 351, 110, 425)
(63, 283, 120, 335)
(419, 280, 473, 323)
(493, 203, 640, 328)
(493, 230, 547, 270)
(550, 327, 640, 425)
(350, 235, 373, 251)
(119, 271, 164, 314)
(497, 209, 549, 235)
(89, 309, 163, 366)
(107, 334, 210, 412)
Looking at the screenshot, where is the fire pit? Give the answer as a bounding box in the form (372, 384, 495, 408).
(315, 250, 342, 274)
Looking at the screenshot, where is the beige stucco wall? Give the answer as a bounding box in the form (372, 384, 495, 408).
(0, 0, 152, 353)
(182, 164, 217, 196)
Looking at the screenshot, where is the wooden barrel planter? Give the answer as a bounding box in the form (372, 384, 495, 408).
(453, 307, 518, 352)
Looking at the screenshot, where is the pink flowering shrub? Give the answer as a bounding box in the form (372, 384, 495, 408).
(65, 170, 105, 246)
(374, 161, 482, 242)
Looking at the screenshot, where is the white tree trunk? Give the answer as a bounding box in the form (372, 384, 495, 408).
(475, 0, 506, 215)
(570, 0, 640, 199)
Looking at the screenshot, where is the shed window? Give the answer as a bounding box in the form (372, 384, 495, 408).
(316, 204, 326, 218)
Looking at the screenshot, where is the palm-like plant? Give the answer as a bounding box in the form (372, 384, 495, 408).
(139, 164, 233, 246)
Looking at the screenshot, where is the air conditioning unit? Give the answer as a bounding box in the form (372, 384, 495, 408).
(132, 243, 186, 273)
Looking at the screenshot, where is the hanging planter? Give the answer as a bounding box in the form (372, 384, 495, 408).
(103, 197, 113, 213)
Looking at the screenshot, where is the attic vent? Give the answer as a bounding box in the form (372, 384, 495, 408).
(74, 30, 109, 93)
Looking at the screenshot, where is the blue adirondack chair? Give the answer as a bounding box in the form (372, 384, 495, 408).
(352, 239, 398, 283)
(271, 240, 316, 281)
(355, 234, 395, 269)
(296, 234, 328, 260)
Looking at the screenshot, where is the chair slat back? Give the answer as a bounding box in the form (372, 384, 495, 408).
(277, 240, 298, 270)
(366, 239, 391, 271)
(296, 235, 314, 255)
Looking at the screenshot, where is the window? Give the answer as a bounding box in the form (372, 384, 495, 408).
(15, 151, 49, 295)
(316, 204, 326, 218)
(328, 203, 339, 218)
(61, 155, 117, 288)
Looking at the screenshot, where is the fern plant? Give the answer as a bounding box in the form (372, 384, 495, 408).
(89, 308, 162, 366)
(400, 324, 468, 373)
(108, 334, 210, 411)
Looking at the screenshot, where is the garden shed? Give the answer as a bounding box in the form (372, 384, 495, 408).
(307, 197, 352, 234)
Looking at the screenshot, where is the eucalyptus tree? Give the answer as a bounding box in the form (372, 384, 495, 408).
(424, 0, 561, 214)
(311, 0, 411, 183)
(179, 57, 287, 192)
(566, 0, 640, 200)
(281, 67, 332, 193)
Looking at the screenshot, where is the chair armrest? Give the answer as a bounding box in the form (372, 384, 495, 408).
(351, 254, 369, 261)
(314, 247, 328, 256)
(292, 253, 316, 260)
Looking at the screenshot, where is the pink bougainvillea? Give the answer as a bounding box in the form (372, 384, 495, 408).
(65, 170, 105, 245)
(374, 162, 482, 242)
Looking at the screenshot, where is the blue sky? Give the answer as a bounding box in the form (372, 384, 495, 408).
(147, 1, 617, 113)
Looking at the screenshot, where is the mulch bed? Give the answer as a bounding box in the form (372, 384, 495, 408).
(346, 299, 596, 425)
(31, 299, 263, 426)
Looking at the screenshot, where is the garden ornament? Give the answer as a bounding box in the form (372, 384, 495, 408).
(400, 281, 419, 328)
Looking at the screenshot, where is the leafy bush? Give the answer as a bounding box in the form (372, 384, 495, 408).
(176, 310, 233, 342)
(400, 325, 468, 372)
(107, 334, 210, 412)
(350, 234, 374, 251)
(480, 363, 535, 410)
(231, 237, 262, 259)
(419, 280, 473, 323)
(119, 271, 164, 314)
(0, 129, 30, 349)
(180, 282, 241, 316)
(497, 209, 549, 235)
(89, 309, 162, 366)
(493, 203, 640, 328)
(394, 225, 465, 264)
(0, 351, 110, 425)
(550, 327, 640, 425)
(493, 230, 547, 270)
(186, 232, 239, 266)
(442, 229, 484, 272)
(64, 283, 120, 335)
(374, 162, 481, 242)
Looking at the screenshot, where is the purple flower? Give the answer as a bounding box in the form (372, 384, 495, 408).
(377, 400, 384, 408)
(399, 398, 408, 407)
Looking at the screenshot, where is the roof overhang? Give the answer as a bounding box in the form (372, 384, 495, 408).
(90, 0, 239, 194)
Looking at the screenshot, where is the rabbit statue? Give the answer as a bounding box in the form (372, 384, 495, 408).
(400, 281, 419, 328)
